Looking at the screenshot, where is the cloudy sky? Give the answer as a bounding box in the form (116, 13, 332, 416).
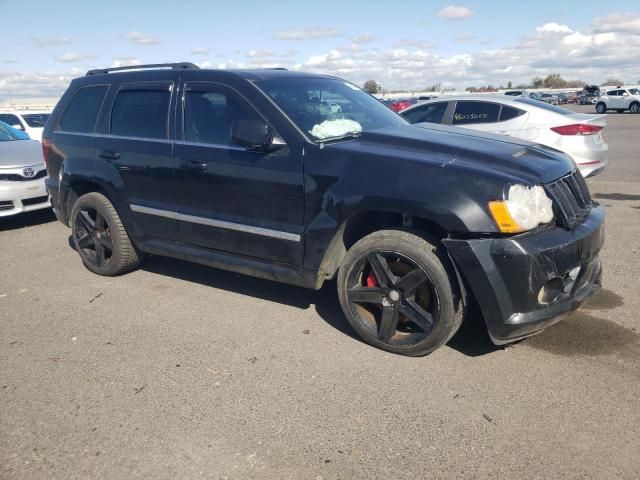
(1, 0, 639, 99)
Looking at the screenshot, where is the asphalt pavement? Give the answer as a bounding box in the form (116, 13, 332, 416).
(1, 105, 639, 479)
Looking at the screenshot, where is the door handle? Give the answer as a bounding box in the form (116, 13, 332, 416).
(179, 159, 208, 172)
(99, 150, 120, 160)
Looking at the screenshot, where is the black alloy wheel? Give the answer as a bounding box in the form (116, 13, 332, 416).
(337, 230, 464, 356)
(71, 192, 141, 276)
(345, 251, 439, 346)
(74, 207, 114, 269)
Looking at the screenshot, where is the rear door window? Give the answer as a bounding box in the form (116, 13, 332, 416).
(499, 105, 526, 122)
(401, 102, 448, 124)
(452, 101, 500, 125)
(110, 86, 171, 139)
(58, 86, 108, 133)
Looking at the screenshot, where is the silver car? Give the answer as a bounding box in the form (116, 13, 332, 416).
(0, 122, 49, 217)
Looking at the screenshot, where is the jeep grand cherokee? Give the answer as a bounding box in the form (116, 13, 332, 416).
(43, 63, 604, 356)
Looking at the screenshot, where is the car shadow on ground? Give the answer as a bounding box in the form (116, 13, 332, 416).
(140, 255, 499, 357)
(0, 208, 56, 231)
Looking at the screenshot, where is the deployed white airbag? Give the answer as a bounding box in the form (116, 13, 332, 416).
(310, 119, 362, 139)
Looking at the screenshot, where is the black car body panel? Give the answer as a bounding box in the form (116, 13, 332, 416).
(43, 66, 605, 344)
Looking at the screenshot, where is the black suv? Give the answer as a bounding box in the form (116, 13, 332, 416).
(43, 63, 604, 356)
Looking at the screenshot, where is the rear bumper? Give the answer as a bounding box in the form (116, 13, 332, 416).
(0, 178, 50, 217)
(444, 206, 605, 344)
(45, 176, 66, 224)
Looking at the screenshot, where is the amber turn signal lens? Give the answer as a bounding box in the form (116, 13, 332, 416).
(488, 201, 525, 233)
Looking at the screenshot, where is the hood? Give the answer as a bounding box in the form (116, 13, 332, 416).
(349, 124, 574, 184)
(0, 139, 45, 168)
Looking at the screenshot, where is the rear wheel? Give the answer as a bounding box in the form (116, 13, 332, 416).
(71, 192, 141, 276)
(630, 102, 640, 114)
(337, 230, 464, 356)
(596, 102, 606, 113)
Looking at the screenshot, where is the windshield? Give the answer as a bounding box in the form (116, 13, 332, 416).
(0, 121, 29, 141)
(515, 98, 575, 115)
(628, 88, 639, 95)
(254, 77, 407, 141)
(22, 113, 50, 128)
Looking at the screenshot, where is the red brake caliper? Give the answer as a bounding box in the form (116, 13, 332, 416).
(366, 271, 378, 288)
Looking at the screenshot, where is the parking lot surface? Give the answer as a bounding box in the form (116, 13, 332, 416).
(1, 105, 639, 479)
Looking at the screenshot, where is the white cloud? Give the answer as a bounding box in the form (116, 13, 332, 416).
(392, 39, 434, 49)
(126, 31, 160, 45)
(454, 34, 476, 42)
(536, 23, 573, 34)
(31, 36, 72, 48)
(55, 52, 96, 63)
(352, 33, 374, 44)
(593, 13, 640, 35)
(273, 27, 341, 40)
(190, 47, 210, 56)
(0, 71, 73, 99)
(112, 57, 142, 68)
(438, 5, 473, 19)
(246, 49, 276, 58)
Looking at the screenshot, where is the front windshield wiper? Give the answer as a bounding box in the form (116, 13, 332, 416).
(317, 131, 362, 144)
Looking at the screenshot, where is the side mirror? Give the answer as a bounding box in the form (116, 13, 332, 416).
(231, 120, 284, 152)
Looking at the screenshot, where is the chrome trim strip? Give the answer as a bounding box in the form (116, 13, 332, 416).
(130, 203, 301, 242)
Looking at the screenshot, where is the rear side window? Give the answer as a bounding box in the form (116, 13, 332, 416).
(22, 114, 50, 128)
(499, 106, 526, 122)
(0, 114, 23, 129)
(58, 86, 108, 133)
(184, 86, 261, 145)
(110, 87, 170, 139)
(453, 101, 500, 125)
(402, 102, 448, 124)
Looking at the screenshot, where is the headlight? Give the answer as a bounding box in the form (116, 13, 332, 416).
(488, 184, 554, 233)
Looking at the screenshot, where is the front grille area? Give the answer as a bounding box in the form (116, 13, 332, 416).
(545, 171, 593, 229)
(22, 195, 49, 207)
(0, 170, 47, 182)
(0, 200, 14, 211)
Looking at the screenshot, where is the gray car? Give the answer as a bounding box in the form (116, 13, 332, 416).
(0, 121, 49, 217)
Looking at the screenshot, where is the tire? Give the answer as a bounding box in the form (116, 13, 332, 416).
(337, 230, 464, 356)
(596, 102, 606, 114)
(70, 192, 142, 276)
(630, 102, 640, 114)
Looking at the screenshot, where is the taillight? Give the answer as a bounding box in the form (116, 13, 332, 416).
(550, 124, 603, 135)
(42, 137, 52, 170)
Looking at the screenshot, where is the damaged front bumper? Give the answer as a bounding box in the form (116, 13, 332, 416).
(444, 205, 604, 344)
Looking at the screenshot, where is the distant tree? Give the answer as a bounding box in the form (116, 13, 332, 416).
(601, 78, 624, 86)
(566, 79, 587, 88)
(507, 81, 513, 89)
(532, 77, 544, 88)
(363, 80, 380, 94)
(543, 74, 567, 89)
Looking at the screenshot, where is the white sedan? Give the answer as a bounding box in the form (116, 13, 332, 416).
(400, 95, 608, 177)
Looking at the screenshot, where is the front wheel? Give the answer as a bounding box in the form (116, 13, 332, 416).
(337, 230, 464, 356)
(630, 102, 640, 114)
(71, 192, 142, 276)
(596, 102, 606, 113)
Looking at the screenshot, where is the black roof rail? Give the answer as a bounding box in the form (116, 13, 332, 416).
(86, 62, 200, 76)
